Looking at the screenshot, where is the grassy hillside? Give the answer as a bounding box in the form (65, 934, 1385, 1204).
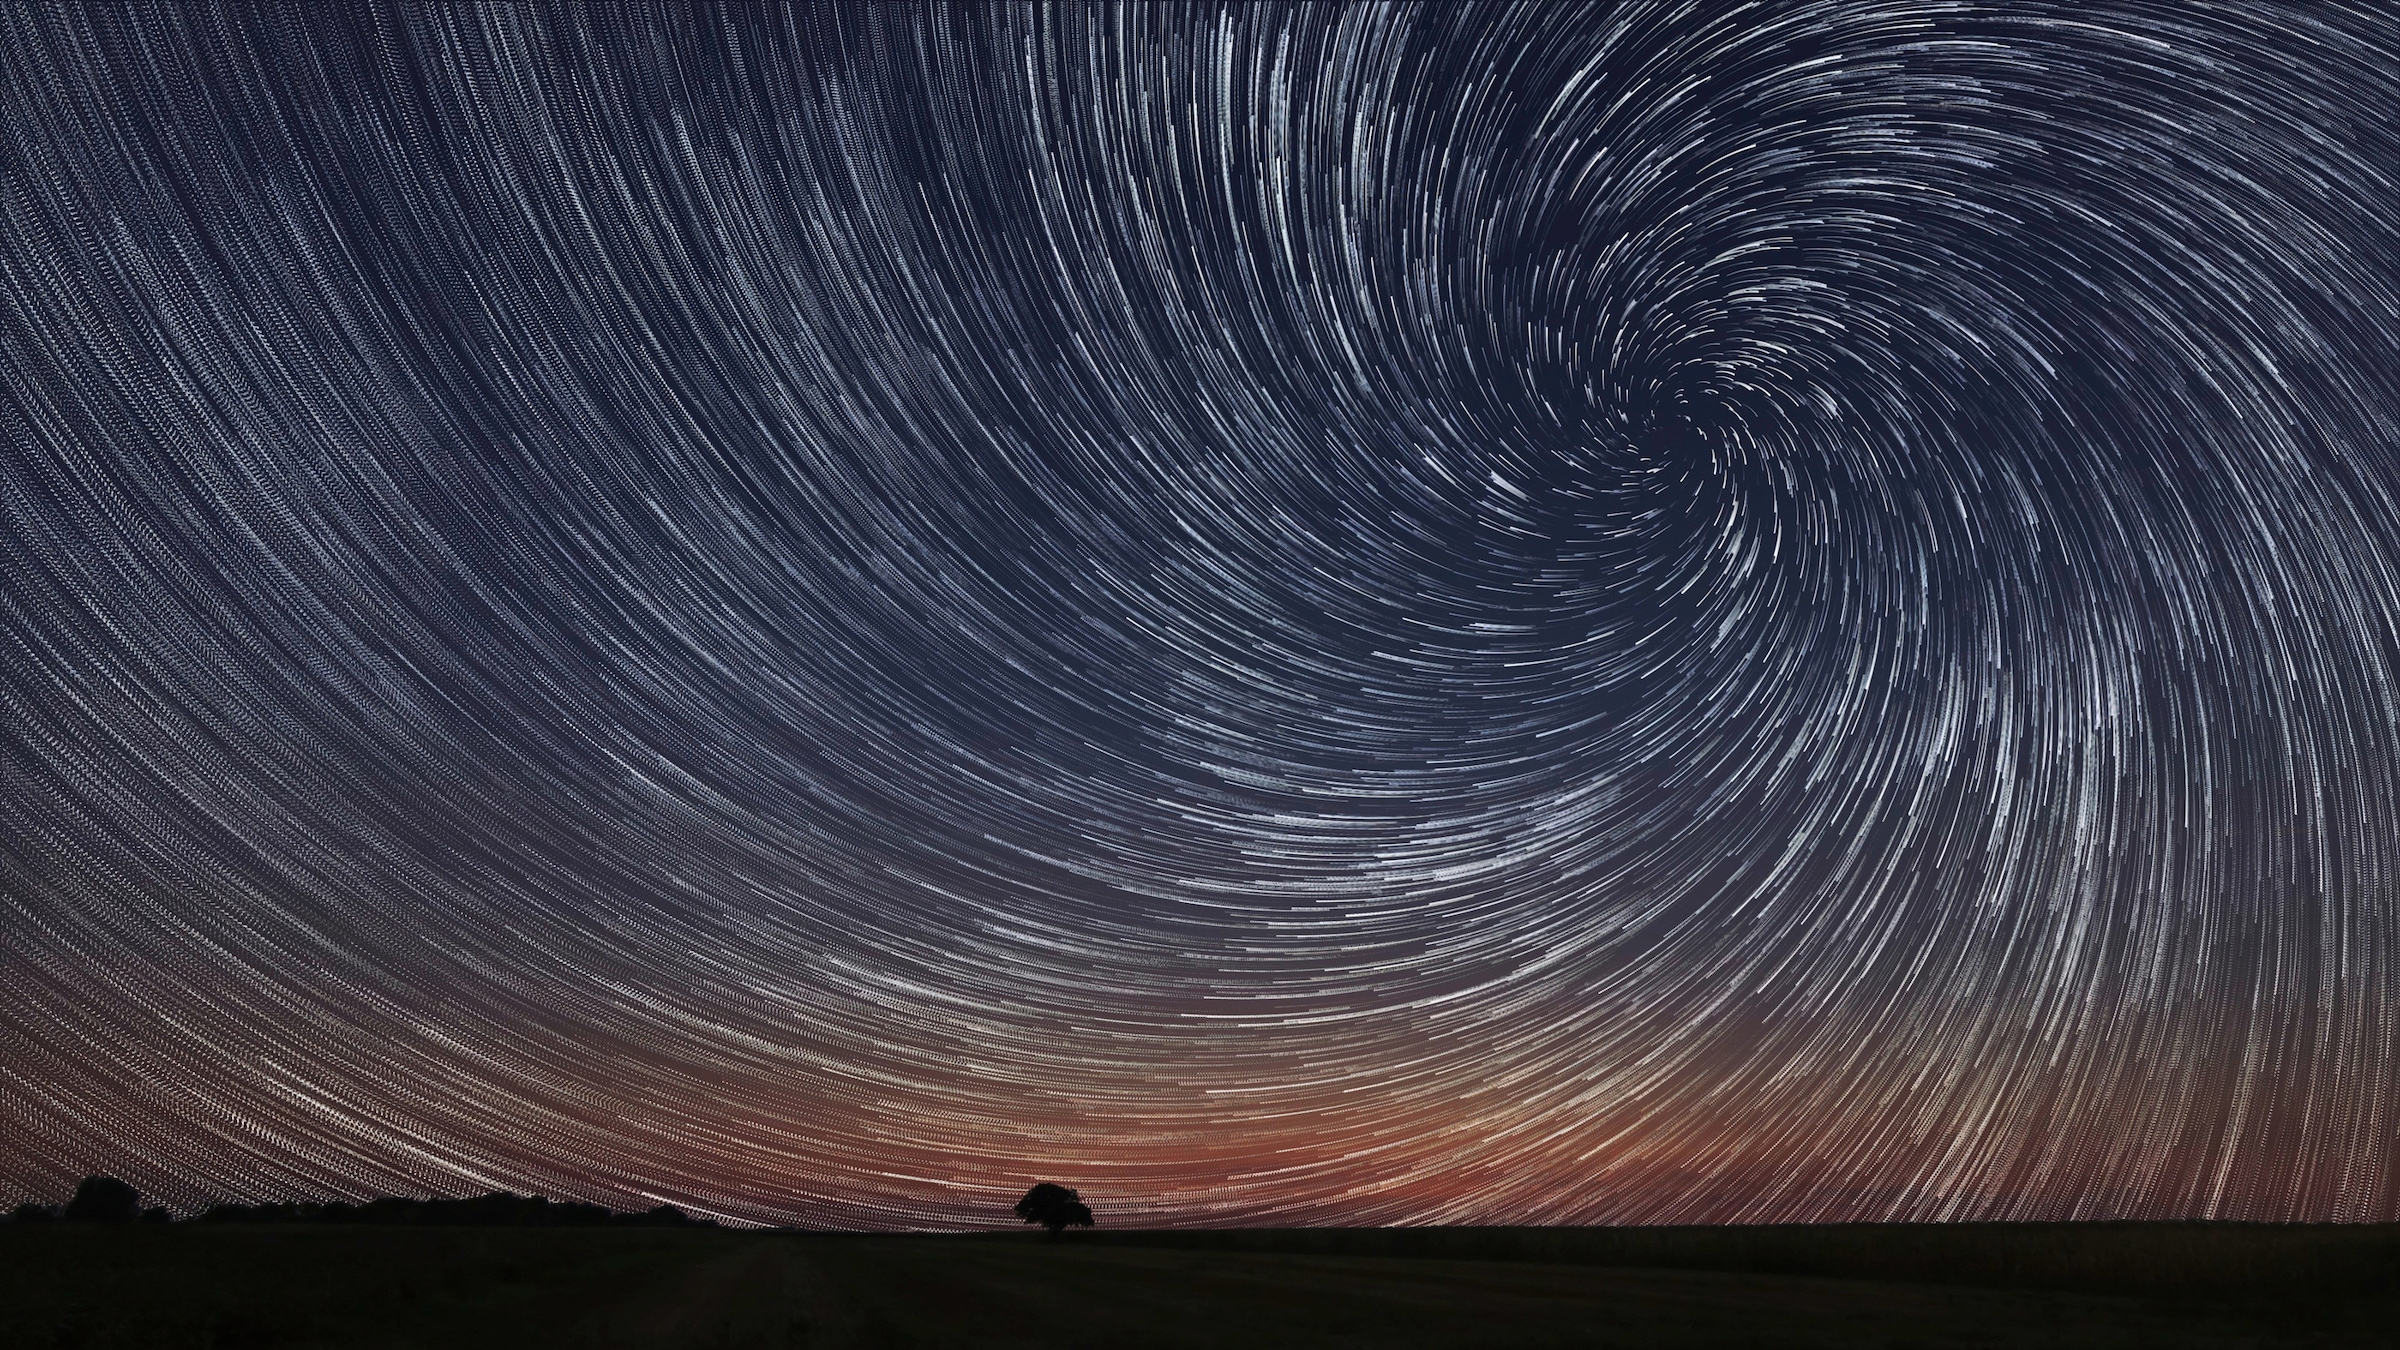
(1086, 1221, 2400, 1298)
(0, 1224, 782, 1348)
(3, 1223, 2394, 1347)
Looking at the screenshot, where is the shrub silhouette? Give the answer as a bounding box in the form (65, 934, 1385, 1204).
(63, 1176, 141, 1223)
(627, 1203, 701, 1226)
(1014, 1182, 1094, 1236)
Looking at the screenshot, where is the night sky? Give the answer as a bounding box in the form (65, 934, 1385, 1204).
(7, 3, 2400, 1229)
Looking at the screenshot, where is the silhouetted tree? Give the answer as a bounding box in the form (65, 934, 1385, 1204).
(9, 1202, 58, 1223)
(1014, 1182, 1094, 1236)
(63, 1176, 141, 1223)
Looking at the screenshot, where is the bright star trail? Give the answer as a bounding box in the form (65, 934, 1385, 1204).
(5, 3, 2399, 1229)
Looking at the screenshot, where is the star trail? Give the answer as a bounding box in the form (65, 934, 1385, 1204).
(6, 3, 2400, 1229)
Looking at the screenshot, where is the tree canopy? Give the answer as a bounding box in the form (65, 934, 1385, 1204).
(63, 1176, 141, 1223)
(1013, 1182, 1094, 1235)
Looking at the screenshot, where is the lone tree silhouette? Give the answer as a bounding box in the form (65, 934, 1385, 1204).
(1013, 1182, 1093, 1236)
(63, 1176, 141, 1223)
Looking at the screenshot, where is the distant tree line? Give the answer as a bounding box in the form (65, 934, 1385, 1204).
(7, 1174, 710, 1228)
(8, 1176, 167, 1224)
(16, 1173, 1096, 1232)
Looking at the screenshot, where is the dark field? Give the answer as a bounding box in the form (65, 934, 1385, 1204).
(4, 1223, 2395, 1348)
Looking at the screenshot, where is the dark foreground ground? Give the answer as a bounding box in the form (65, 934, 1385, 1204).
(4, 1223, 2395, 1348)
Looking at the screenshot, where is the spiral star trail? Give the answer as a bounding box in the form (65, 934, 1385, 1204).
(5, 2, 2399, 1230)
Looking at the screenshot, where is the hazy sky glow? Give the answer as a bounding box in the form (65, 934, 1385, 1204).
(6, 3, 2400, 1229)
